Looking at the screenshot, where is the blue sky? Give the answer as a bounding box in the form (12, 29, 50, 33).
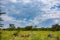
(0, 0, 60, 28)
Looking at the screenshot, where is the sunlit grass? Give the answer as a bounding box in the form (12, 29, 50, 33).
(1, 31, 60, 40)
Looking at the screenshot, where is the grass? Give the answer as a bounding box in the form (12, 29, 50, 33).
(1, 30, 60, 40)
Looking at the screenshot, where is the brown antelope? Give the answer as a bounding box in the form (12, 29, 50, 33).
(47, 34, 54, 38)
(20, 34, 30, 38)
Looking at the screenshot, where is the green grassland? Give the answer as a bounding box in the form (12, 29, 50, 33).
(1, 31, 60, 40)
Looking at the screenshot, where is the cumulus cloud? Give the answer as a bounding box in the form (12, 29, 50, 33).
(1, 0, 60, 28)
(22, 0, 32, 4)
(54, 19, 60, 24)
(42, 12, 60, 19)
(1, 15, 15, 21)
(9, 0, 17, 2)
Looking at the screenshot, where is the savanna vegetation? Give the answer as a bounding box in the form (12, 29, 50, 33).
(0, 31, 60, 40)
(1, 24, 60, 31)
(0, 24, 60, 40)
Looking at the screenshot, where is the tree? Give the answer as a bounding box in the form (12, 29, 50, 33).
(51, 24, 60, 31)
(24, 26, 33, 30)
(17, 27, 21, 31)
(9, 24, 15, 30)
(32, 25, 38, 30)
(34, 25, 37, 28)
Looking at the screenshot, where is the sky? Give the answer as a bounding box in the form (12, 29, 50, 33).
(0, 0, 60, 28)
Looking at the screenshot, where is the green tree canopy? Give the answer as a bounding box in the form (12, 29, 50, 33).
(51, 24, 60, 31)
(24, 26, 33, 30)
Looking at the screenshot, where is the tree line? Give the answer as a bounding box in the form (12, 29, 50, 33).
(1, 24, 60, 31)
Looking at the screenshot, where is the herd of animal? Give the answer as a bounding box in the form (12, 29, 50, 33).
(12, 32, 60, 40)
(13, 33, 31, 38)
(1, 31, 60, 40)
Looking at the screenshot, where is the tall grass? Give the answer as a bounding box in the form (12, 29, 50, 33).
(1, 31, 60, 40)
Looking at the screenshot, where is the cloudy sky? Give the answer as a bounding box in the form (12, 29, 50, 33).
(0, 0, 60, 28)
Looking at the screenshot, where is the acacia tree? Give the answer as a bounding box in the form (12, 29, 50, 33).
(51, 24, 60, 31)
(9, 24, 16, 30)
(24, 26, 33, 30)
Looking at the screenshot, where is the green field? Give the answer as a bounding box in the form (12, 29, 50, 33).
(1, 31, 60, 40)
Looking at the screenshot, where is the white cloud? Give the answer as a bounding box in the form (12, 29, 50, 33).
(30, 10, 60, 26)
(1, 0, 60, 28)
(38, 0, 60, 21)
(0, 5, 6, 8)
(40, 0, 60, 12)
(9, 0, 17, 3)
(54, 19, 60, 24)
(1, 15, 16, 21)
(31, 18, 40, 25)
(22, 0, 31, 4)
(1, 0, 17, 3)
(42, 13, 60, 19)
(40, 0, 60, 5)
(4, 0, 31, 3)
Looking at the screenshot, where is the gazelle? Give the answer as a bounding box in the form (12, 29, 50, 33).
(20, 34, 31, 38)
